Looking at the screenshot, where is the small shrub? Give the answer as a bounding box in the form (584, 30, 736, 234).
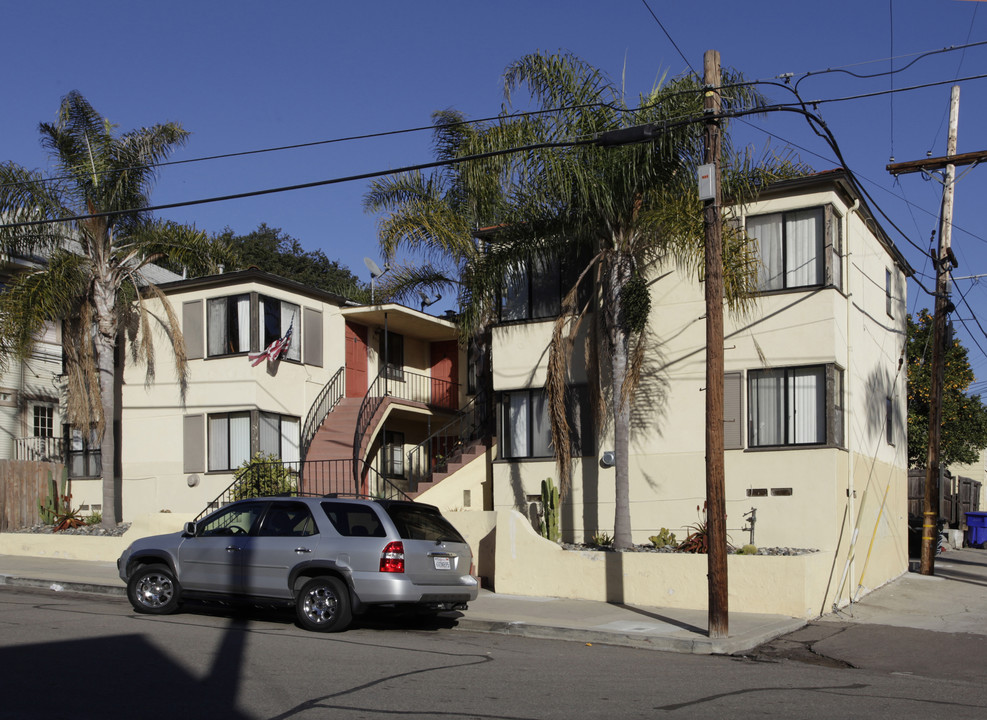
(232, 453, 297, 500)
(53, 506, 85, 532)
(649, 528, 677, 548)
(677, 503, 710, 554)
(736, 544, 758, 555)
(590, 532, 613, 548)
(85, 510, 102, 526)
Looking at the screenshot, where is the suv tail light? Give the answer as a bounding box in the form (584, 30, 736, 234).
(380, 541, 405, 573)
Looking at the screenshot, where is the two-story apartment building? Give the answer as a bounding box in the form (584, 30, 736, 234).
(66, 269, 469, 519)
(485, 169, 912, 597)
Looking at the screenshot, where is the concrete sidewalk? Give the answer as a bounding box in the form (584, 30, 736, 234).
(0, 553, 805, 655)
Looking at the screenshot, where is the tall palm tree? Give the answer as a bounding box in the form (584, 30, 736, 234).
(0, 91, 217, 527)
(364, 109, 505, 310)
(460, 52, 809, 548)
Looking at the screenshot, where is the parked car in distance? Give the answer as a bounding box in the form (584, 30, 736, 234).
(118, 496, 478, 632)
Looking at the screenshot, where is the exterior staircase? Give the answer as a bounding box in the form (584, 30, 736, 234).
(302, 397, 362, 465)
(407, 437, 490, 499)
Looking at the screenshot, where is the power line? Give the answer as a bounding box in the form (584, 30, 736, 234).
(638, 0, 698, 77)
(0, 138, 592, 230)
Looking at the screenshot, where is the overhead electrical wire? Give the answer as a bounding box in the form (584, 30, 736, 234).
(638, 0, 698, 77)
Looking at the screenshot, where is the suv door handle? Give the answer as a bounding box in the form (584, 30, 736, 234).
(294, 547, 312, 553)
(225, 546, 241, 552)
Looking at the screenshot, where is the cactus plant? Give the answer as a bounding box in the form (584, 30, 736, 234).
(649, 528, 678, 548)
(38, 467, 69, 525)
(539, 477, 561, 543)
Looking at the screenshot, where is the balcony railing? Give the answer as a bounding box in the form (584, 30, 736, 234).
(13, 436, 102, 478)
(13, 436, 64, 463)
(352, 368, 460, 485)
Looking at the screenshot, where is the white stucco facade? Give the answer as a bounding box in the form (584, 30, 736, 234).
(488, 171, 912, 607)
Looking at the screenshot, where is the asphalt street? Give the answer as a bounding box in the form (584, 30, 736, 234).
(1, 583, 984, 720)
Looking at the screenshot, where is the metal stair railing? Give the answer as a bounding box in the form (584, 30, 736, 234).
(194, 457, 411, 521)
(300, 366, 345, 462)
(406, 393, 491, 490)
(351, 367, 461, 485)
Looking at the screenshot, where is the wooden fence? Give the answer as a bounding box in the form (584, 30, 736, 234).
(908, 468, 983, 526)
(0, 460, 65, 532)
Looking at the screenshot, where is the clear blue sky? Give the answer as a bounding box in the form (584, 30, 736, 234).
(4, 1, 987, 386)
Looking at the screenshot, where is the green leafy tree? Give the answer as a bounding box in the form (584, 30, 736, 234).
(906, 310, 987, 467)
(373, 51, 806, 548)
(0, 91, 219, 527)
(217, 223, 369, 301)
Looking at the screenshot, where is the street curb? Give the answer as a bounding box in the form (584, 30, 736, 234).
(0, 575, 126, 598)
(0, 573, 806, 654)
(452, 616, 807, 655)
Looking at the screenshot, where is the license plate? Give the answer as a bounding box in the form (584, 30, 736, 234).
(433, 556, 452, 570)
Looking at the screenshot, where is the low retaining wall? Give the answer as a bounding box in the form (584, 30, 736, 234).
(450, 510, 841, 619)
(0, 512, 195, 563)
(3, 508, 855, 619)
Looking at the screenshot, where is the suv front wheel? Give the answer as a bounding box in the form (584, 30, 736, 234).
(127, 563, 182, 615)
(296, 576, 352, 632)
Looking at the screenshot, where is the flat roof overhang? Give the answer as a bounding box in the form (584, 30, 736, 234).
(341, 303, 459, 342)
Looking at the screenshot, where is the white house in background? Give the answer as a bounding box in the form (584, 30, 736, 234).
(470, 169, 914, 608)
(1, 252, 182, 507)
(75, 269, 471, 519)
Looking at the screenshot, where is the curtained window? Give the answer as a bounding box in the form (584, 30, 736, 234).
(501, 387, 592, 459)
(207, 294, 251, 356)
(748, 366, 842, 448)
(208, 412, 251, 471)
(747, 207, 838, 292)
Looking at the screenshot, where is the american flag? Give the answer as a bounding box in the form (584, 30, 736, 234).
(249, 321, 293, 366)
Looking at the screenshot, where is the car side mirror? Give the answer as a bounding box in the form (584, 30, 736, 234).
(183, 522, 197, 537)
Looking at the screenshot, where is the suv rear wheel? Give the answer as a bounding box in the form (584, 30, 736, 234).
(296, 576, 352, 632)
(127, 563, 182, 615)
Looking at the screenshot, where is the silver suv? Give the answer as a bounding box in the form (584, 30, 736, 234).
(117, 497, 478, 632)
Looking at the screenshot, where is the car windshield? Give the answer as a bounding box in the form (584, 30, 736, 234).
(197, 502, 265, 536)
(384, 504, 466, 543)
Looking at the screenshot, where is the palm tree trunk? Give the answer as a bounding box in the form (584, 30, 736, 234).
(94, 279, 119, 528)
(605, 254, 634, 549)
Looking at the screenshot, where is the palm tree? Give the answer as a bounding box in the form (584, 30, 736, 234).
(0, 91, 217, 527)
(371, 52, 808, 548)
(363, 109, 505, 311)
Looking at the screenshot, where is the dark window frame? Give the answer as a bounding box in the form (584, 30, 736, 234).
(206, 293, 251, 358)
(747, 364, 845, 449)
(500, 386, 593, 460)
(259, 294, 301, 362)
(746, 205, 843, 294)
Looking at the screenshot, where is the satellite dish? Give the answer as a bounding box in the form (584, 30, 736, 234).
(364, 257, 385, 278)
(364, 257, 389, 304)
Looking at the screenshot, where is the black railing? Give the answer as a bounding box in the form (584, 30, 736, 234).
(13, 436, 101, 478)
(300, 367, 345, 462)
(406, 394, 491, 490)
(195, 458, 411, 521)
(352, 367, 461, 485)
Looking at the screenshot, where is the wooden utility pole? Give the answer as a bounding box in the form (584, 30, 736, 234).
(703, 49, 728, 638)
(888, 86, 961, 576)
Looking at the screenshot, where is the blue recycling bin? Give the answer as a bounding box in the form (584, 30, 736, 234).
(965, 512, 987, 548)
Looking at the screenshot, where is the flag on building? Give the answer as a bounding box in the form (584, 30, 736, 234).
(248, 320, 293, 366)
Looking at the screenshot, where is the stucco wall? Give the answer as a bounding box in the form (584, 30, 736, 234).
(117, 278, 348, 518)
(486, 180, 910, 597)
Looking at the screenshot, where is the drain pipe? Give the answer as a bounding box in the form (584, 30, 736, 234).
(834, 199, 860, 610)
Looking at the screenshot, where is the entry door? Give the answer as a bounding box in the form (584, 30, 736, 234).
(430, 340, 459, 409)
(345, 322, 368, 398)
